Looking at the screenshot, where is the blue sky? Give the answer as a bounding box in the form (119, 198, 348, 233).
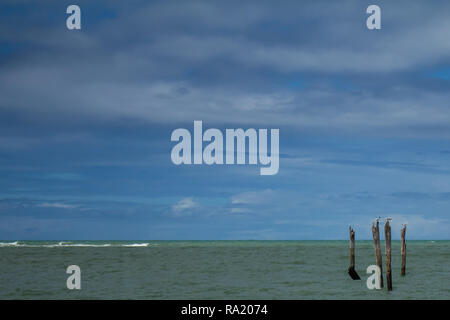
(0, 0, 449, 240)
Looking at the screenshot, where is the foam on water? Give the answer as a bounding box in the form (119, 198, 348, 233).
(0, 241, 20, 247)
(0, 241, 150, 248)
(121, 243, 150, 247)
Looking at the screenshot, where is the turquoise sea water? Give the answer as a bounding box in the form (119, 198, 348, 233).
(0, 240, 448, 299)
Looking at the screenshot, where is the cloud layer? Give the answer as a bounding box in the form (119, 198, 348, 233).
(0, 1, 449, 239)
(1, 0, 450, 135)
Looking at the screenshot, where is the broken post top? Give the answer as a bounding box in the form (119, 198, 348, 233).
(349, 226, 356, 243)
(384, 219, 391, 233)
(349, 226, 356, 235)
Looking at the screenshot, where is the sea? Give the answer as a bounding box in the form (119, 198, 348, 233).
(0, 240, 448, 299)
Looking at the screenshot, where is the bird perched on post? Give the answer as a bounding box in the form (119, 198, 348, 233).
(371, 216, 381, 225)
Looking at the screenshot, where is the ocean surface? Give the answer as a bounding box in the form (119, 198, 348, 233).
(0, 240, 448, 299)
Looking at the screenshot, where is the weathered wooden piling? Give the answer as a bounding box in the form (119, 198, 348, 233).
(401, 224, 407, 276)
(384, 219, 392, 290)
(348, 226, 361, 280)
(371, 219, 383, 288)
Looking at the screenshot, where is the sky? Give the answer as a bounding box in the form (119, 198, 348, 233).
(0, 0, 449, 240)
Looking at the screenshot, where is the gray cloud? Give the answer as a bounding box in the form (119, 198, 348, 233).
(1, 0, 450, 137)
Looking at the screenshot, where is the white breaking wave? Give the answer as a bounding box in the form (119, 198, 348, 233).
(121, 243, 150, 247)
(42, 243, 112, 248)
(0, 241, 151, 248)
(0, 241, 20, 247)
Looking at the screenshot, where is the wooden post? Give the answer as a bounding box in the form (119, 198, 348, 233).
(348, 226, 361, 280)
(371, 219, 383, 288)
(384, 218, 392, 290)
(401, 224, 407, 276)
